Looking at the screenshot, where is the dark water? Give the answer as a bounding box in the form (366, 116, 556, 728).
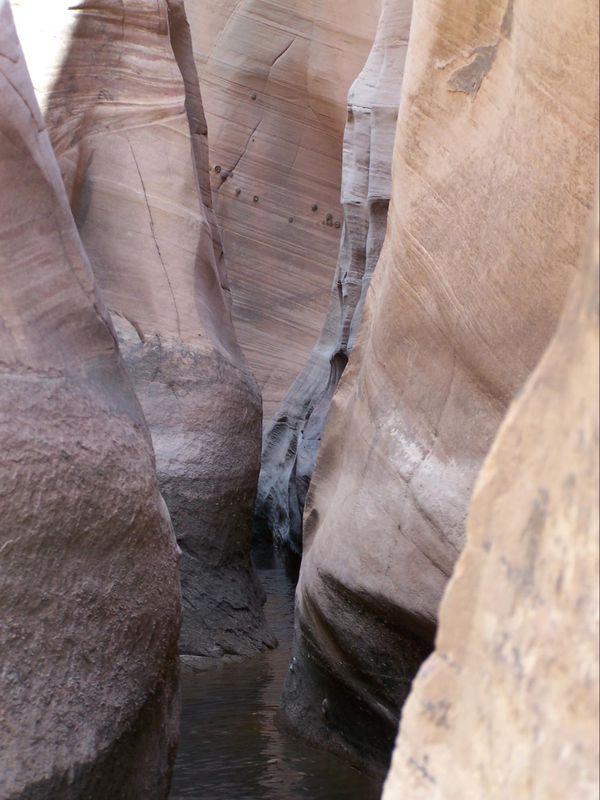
(169, 545, 383, 800)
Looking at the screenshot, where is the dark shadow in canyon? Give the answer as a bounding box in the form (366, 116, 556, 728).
(169, 542, 383, 800)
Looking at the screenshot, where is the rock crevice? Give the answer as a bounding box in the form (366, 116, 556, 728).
(257, 0, 415, 553)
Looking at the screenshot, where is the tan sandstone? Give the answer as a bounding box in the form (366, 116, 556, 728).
(383, 196, 599, 800)
(12, 0, 275, 661)
(184, 0, 380, 418)
(257, 0, 414, 553)
(0, 3, 181, 796)
(283, 0, 599, 772)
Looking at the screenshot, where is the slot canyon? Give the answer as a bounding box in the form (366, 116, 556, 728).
(0, 0, 597, 798)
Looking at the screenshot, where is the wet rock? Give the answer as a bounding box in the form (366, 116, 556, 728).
(0, 4, 181, 796)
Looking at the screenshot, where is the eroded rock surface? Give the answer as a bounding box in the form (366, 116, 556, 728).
(383, 198, 599, 800)
(184, 0, 380, 418)
(256, 0, 414, 553)
(0, 4, 181, 796)
(13, 0, 274, 661)
(283, 0, 599, 772)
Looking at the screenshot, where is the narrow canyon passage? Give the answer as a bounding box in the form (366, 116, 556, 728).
(1, 1, 598, 799)
(170, 544, 382, 799)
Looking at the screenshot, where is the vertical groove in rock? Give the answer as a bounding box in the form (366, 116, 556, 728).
(256, 0, 414, 554)
(166, 0, 228, 288)
(12, 0, 275, 662)
(0, 3, 181, 796)
(383, 194, 599, 799)
(283, 0, 599, 773)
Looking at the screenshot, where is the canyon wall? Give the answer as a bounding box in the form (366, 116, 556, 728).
(183, 0, 379, 418)
(256, 0, 414, 553)
(13, 0, 275, 663)
(383, 196, 599, 800)
(284, 0, 599, 772)
(0, 3, 181, 796)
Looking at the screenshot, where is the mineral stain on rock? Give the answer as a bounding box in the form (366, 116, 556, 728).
(447, 44, 498, 97)
(447, 0, 514, 97)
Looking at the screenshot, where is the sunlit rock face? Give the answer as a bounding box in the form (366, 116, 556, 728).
(383, 198, 599, 800)
(283, 0, 599, 773)
(12, 0, 275, 662)
(0, 4, 181, 797)
(256, 0, 414, 554)
(183, 0, 380, 419)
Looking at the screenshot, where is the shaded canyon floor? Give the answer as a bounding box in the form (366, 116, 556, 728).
(170, 543, 382, 799)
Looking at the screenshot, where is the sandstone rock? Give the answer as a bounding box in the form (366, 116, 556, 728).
(0, 3, 181, 796)
(183, 0, 380, 419)
(13, 0, 275, 661)
(256, 0, 414, 554)
(383, 196, 599, 800)
(283, 0, 599, 772)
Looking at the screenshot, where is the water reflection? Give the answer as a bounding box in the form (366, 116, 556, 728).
(170, 545, 382, 800)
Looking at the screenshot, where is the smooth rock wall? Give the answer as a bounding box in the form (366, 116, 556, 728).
(184, 0, 380, 418)
(0, 3, 181, 796)
(13, 0, 275, 662)
(284, 0, 599, 772)
(383, 195, 599, 800)
(256, 0, 414, 553)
